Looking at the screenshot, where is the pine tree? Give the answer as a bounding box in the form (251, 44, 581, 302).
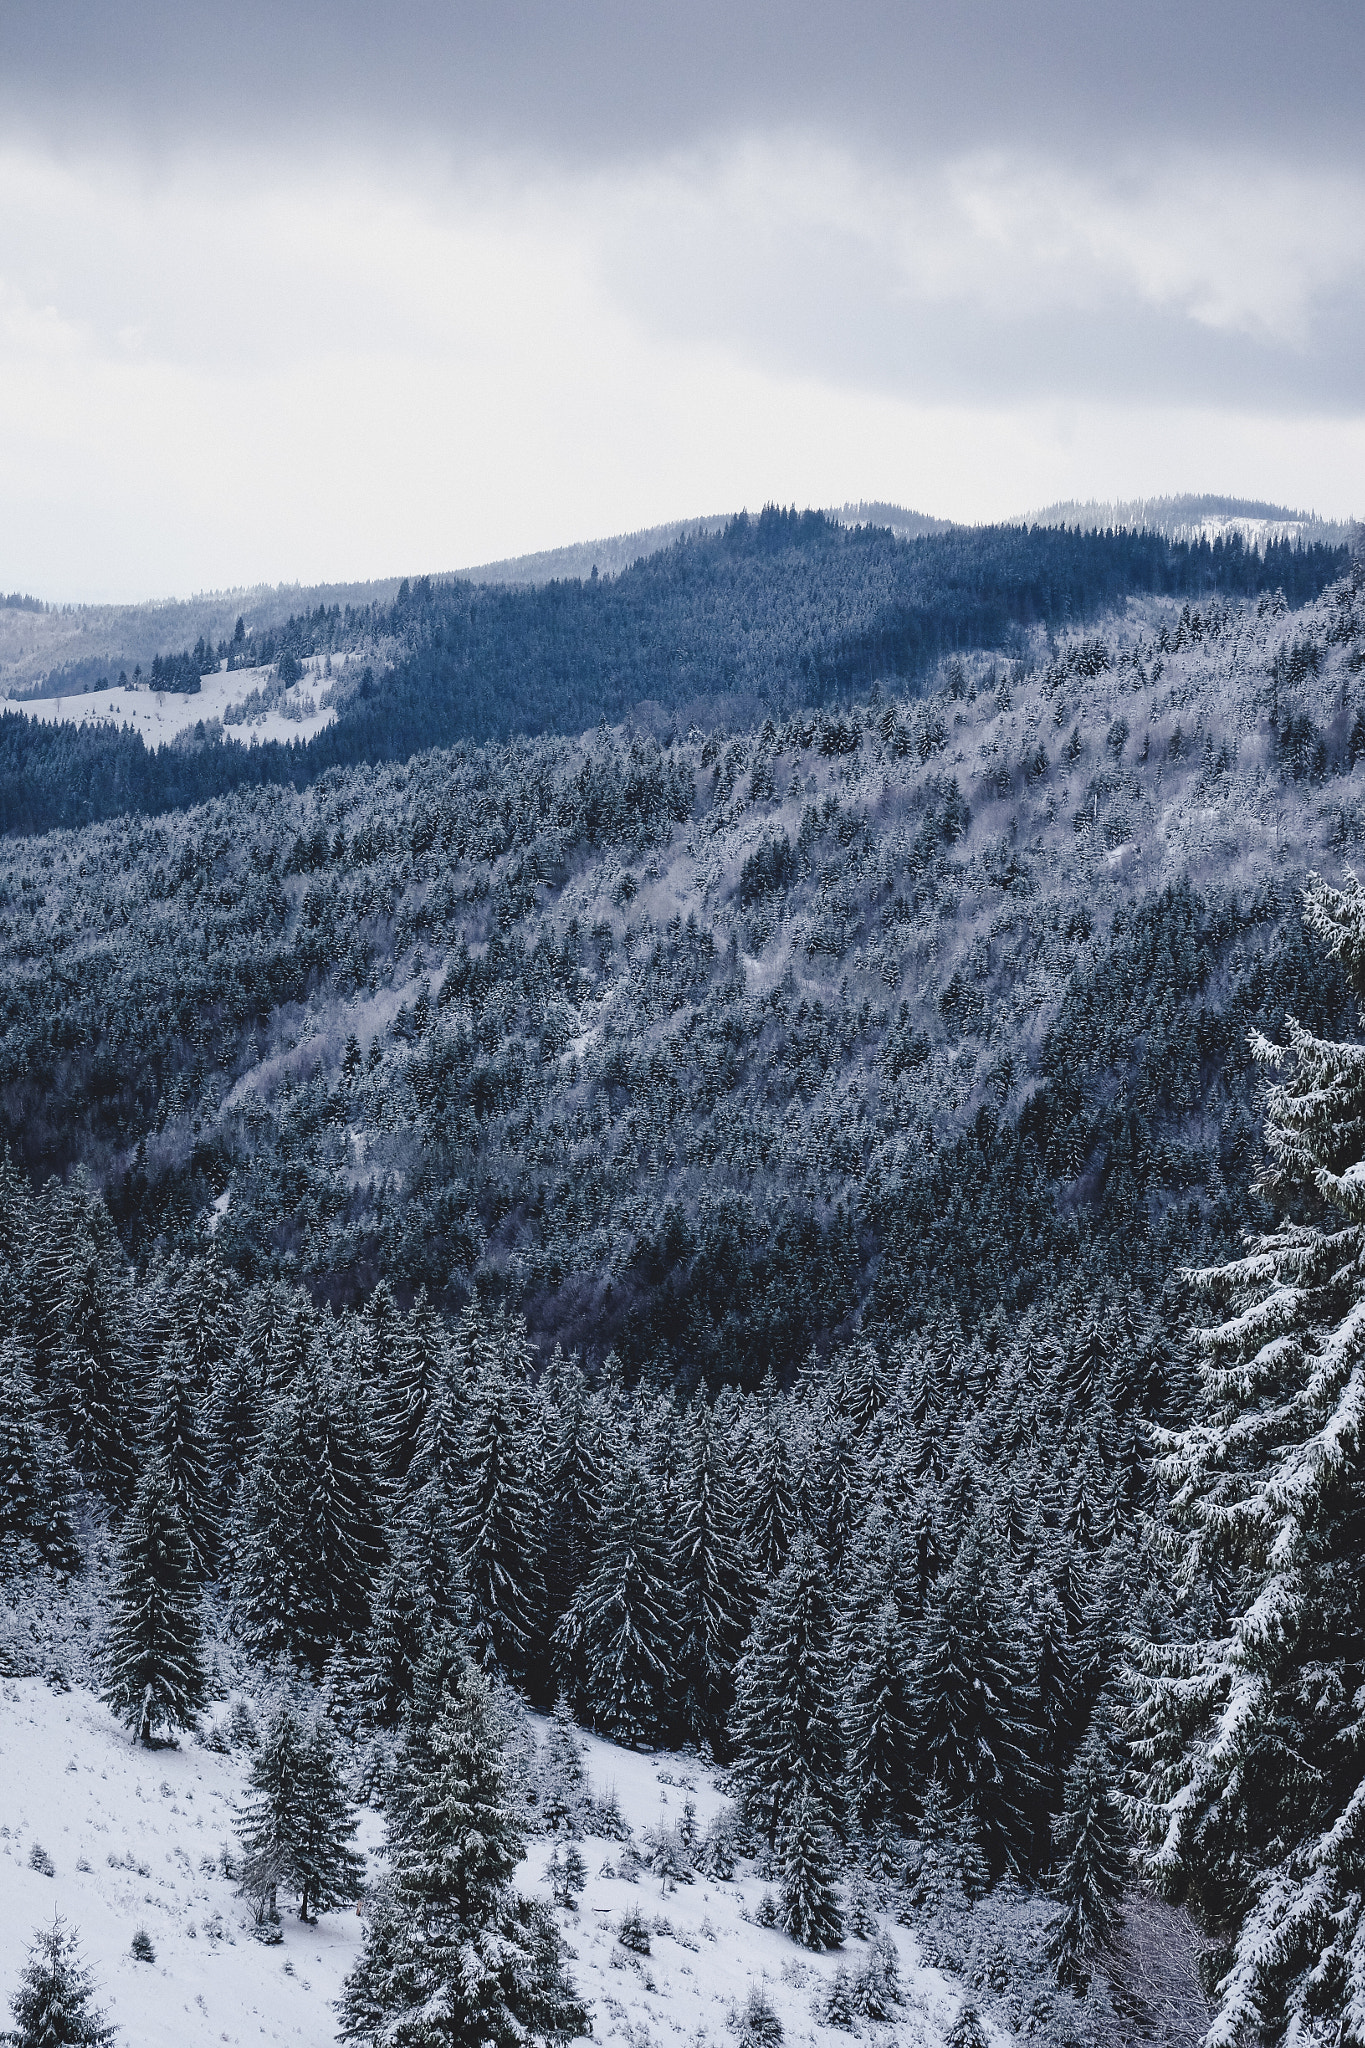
(1046, 1720, 1128, 1988)
(779, 1790, 844, 1949)
(540, 1369, 601, 1701)
(2, 1916, 115, 2047)
(674, 1399, 753, 1749)
(104, 1461, 206, 1745)
(565, 1451, 675, 1746)
(173, 1252, 239, 1391)
(383, 1288, 449, 1483)
(1131, 879, 1365, 2046)
(0, 1339, 77, 1569)
(910, 1520, 1034, 1873)
(144, 1342, 219, 1581)
(844, 1596, 914, 1825)
(745, 1409, 796, 1580)
(238, 1704, 363, 1924)
(365, 1536, 435, 1727)
(233, 1341, 381, 1671)
(731, 1534, 844, 1845)
(539, 1694, 588, 1835)
(339, 1658, 586, 2048)
(456, 1347, 543, 1680)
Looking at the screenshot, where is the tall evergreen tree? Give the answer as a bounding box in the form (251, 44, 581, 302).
(0, 1339, 77, 1569)
(456, 1344, 543, 1680)
(844, 1596, 914, 1825)
(910, 1521, 1034, 1872)
(144, 1341, 219, 1582)
(674, 1398, 753, 1749)
(339, 1659, 586, 2048)
(563, 1451, 675, 1746)
(1046, 1719, 1128, 1989)
(239, 1707, 364, 1924)
(383, 1288, 449, 1484)
(1132, 880, 1365, 2046)
(780, 1790, 844, 1950)
(745, 1407, 796, 1580)
(104, 1461, 206, 1745)
(2, 1917, 115, 2047)
(731, 1534, 844, 1844)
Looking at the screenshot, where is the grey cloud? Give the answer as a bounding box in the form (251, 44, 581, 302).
(3, 1, 1362, 168)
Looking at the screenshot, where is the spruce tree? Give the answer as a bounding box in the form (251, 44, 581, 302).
(456, 1349, 543, 1680)
(238, 1704, 363, 1924)
(1046, 1720, 1128, 1988)
(365, 1536, 435, 1726)
(745, 1409, 796, 1580)
(2, 1916, 115, 2047)
(233, 1341, 381, 1671)
(144, 1342, 219, 1582)
(909, 1520, 1034, 1872)
(382, 1287, 448, 1484)
(1131, 878, 1365, 2046)
(674, 1399, 753, 1749)
(339, 1659, 586, 2048)
(104, 1460, 205, 1745)
(0, 1340, 77, 1569)
(844, 1596, 914, 1825)
(566, 1451, 676, 1746)
(779, 1790, 844, 1949)
(731, 1534, 844, 1845)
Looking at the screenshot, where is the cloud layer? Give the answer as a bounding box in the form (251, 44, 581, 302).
(0, 4, 1360, 598)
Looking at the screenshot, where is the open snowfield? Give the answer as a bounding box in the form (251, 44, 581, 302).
(0, 666, 336, 748)
(0, 1679, 983, 2048)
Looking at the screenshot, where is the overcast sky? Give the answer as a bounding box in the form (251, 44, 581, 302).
(1, 1, 1361, 599)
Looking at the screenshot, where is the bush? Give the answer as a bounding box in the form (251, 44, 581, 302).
(27, 1843, 54, 1877)
(731, 1983, 784, 2046)
(617, 1905, 651, 1954)
(130, 1928, 155, 1963)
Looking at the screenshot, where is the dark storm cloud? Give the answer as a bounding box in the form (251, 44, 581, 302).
(3, 0, 1362, 166)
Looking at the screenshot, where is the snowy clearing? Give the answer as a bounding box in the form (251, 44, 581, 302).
(0, 1681, 984, 2048)
(0, 666, 336, 748)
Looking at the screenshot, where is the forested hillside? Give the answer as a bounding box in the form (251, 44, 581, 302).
(4, 534, 1365, 2048)
(0, 512, 1345, 837)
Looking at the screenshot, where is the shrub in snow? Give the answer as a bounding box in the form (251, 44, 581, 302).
(130, 1927, 155, 1963)
(945, 2002, 989, 2048)
(26, 1842, 54, 1877)
(4, 1916, 115, 2047)
(729, 1984, 784, 2046)
(617, 1904, 652, 1954)
(546, 1842, 587, 1907)
(816, 1933, 901, 2027)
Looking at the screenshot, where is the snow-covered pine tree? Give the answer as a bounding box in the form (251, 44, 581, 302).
(540, 1367, 602, 1701)
(382, 1287, 448, 1483)
(731, 1533, 845, 1845)
(237, 1702, 302, 1925)
(233, 1338, 381, 1672)
(565, 1450, 676, 1745)
(364, 1535, 434, 1726)
(2, 1916, 115, 2047)
(338, 1658, 586, 2048)
(48, 1229, 133, 1498)
(239, 1704, 362, 1923)
(173, 1251, 239, 1392)
(780, 1789, 844, 1949)
(104, 1460, 206, 1745)
(455, 1341, 543, 1680)
(0, 1338, 77, 1570)
(910, 1519, 1035, 1872)
(844, 1595, 914, 1825)
(539, 1693, 588, 1835)
(674, 1396, 753, 1749)
(1130, 876, 1365, 2048)
(1046, 1717, 1128, 1988)
(745, 1405, 797, 1580)
(144, 1340, 219, 1582)
(293, 1713, 365, 1922)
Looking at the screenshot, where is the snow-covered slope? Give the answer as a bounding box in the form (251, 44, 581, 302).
(0, 1680, 983, 2048)
(0, 664, 336, 748)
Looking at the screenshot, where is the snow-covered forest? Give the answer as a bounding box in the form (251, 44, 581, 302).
(3, 518, 1365, 2048)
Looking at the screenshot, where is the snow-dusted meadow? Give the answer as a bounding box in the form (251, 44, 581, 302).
(0, 1679, 983, 2048)
(0, 665, 336, 748)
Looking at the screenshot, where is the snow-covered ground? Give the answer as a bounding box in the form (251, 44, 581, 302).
(0, 1680, 982, 2048)
(0, 665, 336, 748)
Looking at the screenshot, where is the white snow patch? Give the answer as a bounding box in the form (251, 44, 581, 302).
(0, 1679, 375, 2048)
(0, 666, 336, 749)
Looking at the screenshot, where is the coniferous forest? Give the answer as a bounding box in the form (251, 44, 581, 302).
(4, 513, 1365, 2048)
